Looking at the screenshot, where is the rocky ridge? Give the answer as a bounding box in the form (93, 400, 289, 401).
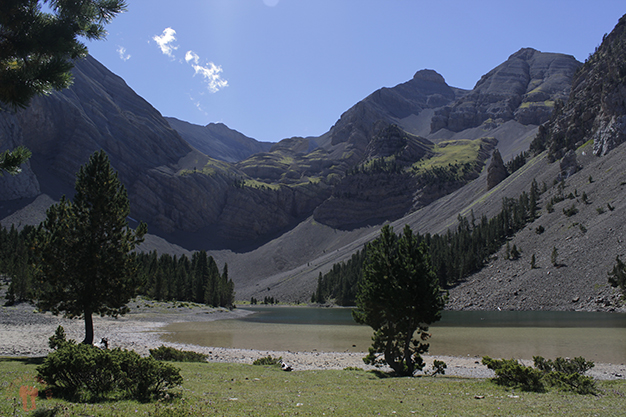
(532, 14, 626, 160)
(431, 48, 581, 133)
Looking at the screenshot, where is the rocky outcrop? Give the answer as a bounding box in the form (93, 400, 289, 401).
(431, 48, 581, 133)
(487, 149, 507, 190)
(532, 14, 626, 159)
(558, 150, 580, 180)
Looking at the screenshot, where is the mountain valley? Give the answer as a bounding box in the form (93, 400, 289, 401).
(2, 15, 626, 311)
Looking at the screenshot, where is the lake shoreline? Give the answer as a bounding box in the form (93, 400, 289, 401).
(1, 297, 625, 380)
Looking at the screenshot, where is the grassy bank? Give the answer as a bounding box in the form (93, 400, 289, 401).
(1, 357, 625, 416)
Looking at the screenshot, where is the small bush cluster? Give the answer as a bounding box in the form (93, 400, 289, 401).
(149, 345, 208, 362)
(38, 327, 182, 402)
(431, 360, 447, 376)
(252, 355, 282, 366)
(482, 356, 595, 394)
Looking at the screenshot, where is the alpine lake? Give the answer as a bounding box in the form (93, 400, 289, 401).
(161, 306, 626, 364)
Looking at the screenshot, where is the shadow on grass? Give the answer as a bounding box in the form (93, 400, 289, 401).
(0, 356, 46, 365)
(368, 369, 397, 379)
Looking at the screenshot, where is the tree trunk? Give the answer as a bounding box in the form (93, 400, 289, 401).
(82, 308, 94, 345)
(403, 331, 414, 376)
(384, 339, 402, 375)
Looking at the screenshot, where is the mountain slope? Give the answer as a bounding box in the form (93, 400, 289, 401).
(165, 118, 272, 163)
(532, 14, 626, 160)
(236, 18, 626, 310)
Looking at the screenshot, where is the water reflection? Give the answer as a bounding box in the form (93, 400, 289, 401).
(161, 307, 626, 363)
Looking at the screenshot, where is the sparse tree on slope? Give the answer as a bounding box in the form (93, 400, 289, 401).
(36, 150, 147, 344)
(353, 224, 446, 376)
(608, 255, 626, 299)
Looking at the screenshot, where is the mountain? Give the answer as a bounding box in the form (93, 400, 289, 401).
(165, 118, 272, 163)
(531, 14, 626, 160)
(430, 48, 581, 133)
(6, 18, 626, 312)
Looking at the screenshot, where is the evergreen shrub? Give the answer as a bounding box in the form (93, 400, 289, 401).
(149, 345, 208, 362)
(37, 341, 182, 401)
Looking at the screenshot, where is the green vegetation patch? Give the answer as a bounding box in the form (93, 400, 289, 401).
(519, 100, 555, 109)
(149, 346, 208, 363)
(179, 158, 233, 177)
(241, 178, 281, 190)
(1, 360, 625, 416)
(411, 138, 486, 175)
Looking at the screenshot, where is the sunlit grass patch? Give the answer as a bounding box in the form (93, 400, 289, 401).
(1, 358, 625, 416)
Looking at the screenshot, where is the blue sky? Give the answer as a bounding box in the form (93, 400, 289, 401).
(86, 1, 625, 143)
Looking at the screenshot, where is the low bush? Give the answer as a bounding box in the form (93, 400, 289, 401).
(37, 342, 182, 402)
(482, 357, 544, 392)
(533, 356, 596, 395)
(252, 355, 282, 366)
(149, 345, 208, 362)
(114, 349, 183, 401)
(431, 360, 447, 376)
(482, 356, 596, 394)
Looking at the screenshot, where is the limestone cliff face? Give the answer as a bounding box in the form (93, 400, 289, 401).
(431, 48, 581, 133)
(313, 125, 496, 229)
(532, 14, 626, 159)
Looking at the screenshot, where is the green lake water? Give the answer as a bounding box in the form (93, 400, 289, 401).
(161, 307, 626, 363)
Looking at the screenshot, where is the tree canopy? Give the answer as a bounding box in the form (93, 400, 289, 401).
(36, 150, 146, 344)
(0, 0, 127, 110)
(352, 224, 446, 376)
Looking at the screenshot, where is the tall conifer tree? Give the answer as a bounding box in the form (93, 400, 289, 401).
(36, 150, 147, 344)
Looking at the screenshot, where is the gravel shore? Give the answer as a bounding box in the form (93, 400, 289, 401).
(1, 297, 624, 381)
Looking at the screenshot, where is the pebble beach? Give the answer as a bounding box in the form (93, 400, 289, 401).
(1, 297, 624, 381)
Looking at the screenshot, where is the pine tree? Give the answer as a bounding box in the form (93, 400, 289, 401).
(353, 225, 445, 376)
(551, 247, 559, 267)
(36, 150, 147, 344)
(608, 256, 626, 298)
(0, 0, 127, 110)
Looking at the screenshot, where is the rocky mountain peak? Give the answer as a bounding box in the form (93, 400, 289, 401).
(431, 49, 581, 133)
(413, 69, 446, 84)
(508, 47, 540, 61)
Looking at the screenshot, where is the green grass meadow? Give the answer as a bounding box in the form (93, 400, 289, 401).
(1, 358, 625, 416)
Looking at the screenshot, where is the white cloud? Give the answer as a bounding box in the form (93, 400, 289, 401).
(116, 45, 131, 61)
(185, 50, 228, 93)
(185, 50, 199, 65)
(153, 27, 178, 58)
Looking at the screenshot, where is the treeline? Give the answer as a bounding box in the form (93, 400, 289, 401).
(313, 179, 542, 306)
(0, 225, 38, 303)
(311, 248, 367, 305)
(135, 251, 235, 308)
(0, 226, 234, 308)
